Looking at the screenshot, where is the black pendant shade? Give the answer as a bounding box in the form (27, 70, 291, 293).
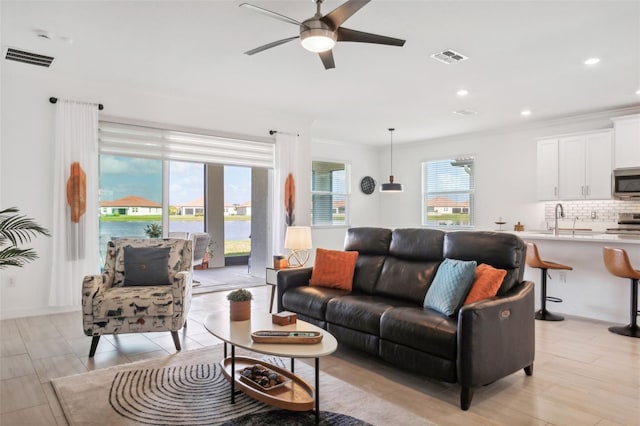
(380, 128, 403, 192)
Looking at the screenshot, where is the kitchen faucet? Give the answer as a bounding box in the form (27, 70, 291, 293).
(554, 203, 564, 236)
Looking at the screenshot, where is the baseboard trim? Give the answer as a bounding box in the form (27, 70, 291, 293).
(0, 304, 81, 320)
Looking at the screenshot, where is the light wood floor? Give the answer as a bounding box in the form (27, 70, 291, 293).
(1, 286, 638, 425)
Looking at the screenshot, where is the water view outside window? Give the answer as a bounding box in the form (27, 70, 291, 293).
(422, 157, 475, 227)
(99, 155, 163, 262)
(98, 157, 252, 264)
(169, 161, 205, 235)
(223, 166, 251, 257)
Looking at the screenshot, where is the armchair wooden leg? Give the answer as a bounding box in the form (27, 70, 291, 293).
(89, 336, 100, 358)
(171, 331, 182, 351)
(460, 386, 474, 410)
(524, 364, 534, 376)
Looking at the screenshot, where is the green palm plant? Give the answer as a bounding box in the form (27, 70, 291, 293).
(0, 207, 51, 269)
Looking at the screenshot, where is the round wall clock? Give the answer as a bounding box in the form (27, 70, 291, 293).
(360, 176, 376, 195)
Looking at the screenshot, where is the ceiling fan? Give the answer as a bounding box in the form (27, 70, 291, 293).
(240, 0, 406, 69)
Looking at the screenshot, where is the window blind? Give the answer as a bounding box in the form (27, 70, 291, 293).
(422, 157, 475, 227)
(99, 121, 274, 168)
(311, 161, 348, 226)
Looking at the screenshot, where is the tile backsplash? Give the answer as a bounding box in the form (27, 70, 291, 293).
(544, 199, 640, 225)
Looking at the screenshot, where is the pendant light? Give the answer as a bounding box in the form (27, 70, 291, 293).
(380, 128, 403, 192)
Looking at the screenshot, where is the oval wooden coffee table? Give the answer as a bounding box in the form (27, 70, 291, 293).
(203, 312, 337, 425)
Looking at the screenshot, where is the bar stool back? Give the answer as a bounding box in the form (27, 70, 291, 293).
(526, 242, 572, 321)
(602, 247, 640, 338)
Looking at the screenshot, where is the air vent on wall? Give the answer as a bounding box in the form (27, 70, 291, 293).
(453, 109, 477, 116)
(4, 47, 54, 67)
(430, 49, 468, 65)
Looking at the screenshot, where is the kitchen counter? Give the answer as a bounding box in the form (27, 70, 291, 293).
(509, 230, 640, 324)
(509, 230, 640, 245)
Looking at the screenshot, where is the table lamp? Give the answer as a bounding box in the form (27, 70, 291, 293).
(284, 226, 312, 267)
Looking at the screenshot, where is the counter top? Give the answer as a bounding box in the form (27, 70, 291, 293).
(507, 230, 640, 244)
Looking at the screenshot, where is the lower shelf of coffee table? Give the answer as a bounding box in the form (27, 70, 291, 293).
(221, 356, 315, 411)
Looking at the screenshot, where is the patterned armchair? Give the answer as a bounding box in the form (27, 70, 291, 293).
(82, 238, 193, 357)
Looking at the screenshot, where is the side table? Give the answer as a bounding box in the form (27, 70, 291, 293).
(265, 267, 279, 313)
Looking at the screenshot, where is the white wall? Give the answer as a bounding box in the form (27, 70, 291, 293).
(377, 109, 640, 231)
(309, 138, 383, 260)
(0, 61, 312, 319)
(3, 58, 640, 320)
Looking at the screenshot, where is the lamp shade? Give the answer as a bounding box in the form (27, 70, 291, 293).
(284, 226, 312, 250)
(380, 180, 404, 192)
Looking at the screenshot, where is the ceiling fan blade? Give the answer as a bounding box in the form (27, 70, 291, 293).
(337, 27, 405, 46)
(319, 50, 335, 70)
(321, 0, 370, 29)
(239, 3, 307, 28)
(244, 36, 299, 55)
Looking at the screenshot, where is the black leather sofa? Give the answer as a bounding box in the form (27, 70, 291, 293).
(276, 227, 535, 410)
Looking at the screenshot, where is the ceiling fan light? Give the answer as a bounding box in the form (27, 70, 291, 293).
(300, 28, 336, 52)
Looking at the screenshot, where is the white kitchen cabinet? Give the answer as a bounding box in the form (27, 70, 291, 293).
(537, 138, 559, 200)
(558, 130, 612, 200)
(612, 114, 640, 169)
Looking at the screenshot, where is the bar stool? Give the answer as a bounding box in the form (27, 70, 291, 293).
(602, 247, 640, 338)
(526, 242, 572, 321)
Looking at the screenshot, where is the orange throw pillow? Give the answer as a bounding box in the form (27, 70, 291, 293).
(309, 248, 359, 291)
(463, 263, 507, 305)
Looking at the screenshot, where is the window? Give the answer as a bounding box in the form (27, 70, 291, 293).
(99, 155, 163, 261)
(311, 161, 349, 226)
(422, 157, 474, 227)
(98, 121, 271, 262)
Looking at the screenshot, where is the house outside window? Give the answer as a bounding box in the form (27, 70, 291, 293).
(311, 161, 349, 226)
(422, 156, 475, 228)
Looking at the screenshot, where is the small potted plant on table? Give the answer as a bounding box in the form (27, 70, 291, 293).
(227, 288, 253, 321)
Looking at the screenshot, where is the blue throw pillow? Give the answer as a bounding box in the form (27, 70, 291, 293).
(123, 247, 171, 286)
(424, 258, 477, 316)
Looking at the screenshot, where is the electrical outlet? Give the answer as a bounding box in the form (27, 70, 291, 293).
(591, 211, 597, 219)
(6, 276, 16, 288)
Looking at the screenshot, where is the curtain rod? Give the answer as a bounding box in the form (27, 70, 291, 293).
(49, 97, 104, 111)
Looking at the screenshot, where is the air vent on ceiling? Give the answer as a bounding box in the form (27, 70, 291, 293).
(431, 49, 468, 65)
(4, 47, 54, 67)
(453, 109, 477, 116)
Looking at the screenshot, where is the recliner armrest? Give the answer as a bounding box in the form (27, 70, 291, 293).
(276, 267, 313, 312)
(457, 281, 535, 387)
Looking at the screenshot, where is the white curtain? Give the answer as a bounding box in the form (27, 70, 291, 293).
(49, 100, 99, 307)
(272, 132, 299, 257)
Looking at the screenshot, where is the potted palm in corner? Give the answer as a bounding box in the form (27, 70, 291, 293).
(0, 207, 50, 269)
(227, 288, 253, 321)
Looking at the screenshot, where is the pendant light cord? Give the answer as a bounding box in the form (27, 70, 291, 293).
(388, 128, 395, 176)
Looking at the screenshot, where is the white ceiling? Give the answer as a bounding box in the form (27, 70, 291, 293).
(2, 1, 639, 145)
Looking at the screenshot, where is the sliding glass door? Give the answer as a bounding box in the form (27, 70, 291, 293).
(98, 155, 163, 262)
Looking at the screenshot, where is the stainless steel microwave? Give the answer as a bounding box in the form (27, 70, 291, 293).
(613, 167, 640, 199)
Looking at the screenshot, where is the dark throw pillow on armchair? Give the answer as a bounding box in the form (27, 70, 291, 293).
(123, 247, 171, 286)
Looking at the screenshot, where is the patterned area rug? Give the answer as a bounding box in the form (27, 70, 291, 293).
(52, 346, 429, 425)
(109, 362, 267, 425)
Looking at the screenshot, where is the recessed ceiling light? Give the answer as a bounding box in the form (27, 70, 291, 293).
(456, 89, 469, 97)
(584, 57, 600, 65)
(636, 89, 640, 95)
(521, 110, 532, 116)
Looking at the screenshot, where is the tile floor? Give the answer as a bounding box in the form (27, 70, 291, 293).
(1, 282, 639, 425)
